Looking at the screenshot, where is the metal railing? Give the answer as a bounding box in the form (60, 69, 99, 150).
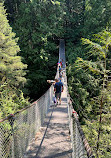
(67, 95, 95, 158)
(0, 83, 55, 158)
(62, 67, 94, 158)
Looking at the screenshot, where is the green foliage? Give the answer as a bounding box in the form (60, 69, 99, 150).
(64, 0, 85, 41)
(67, 30, 111, 157)
(4, 0, 65, 100)
(84, 0, 111, 36)
(0, 3, 27, 86)
(0, 81, 29, 119)
(67, 61, 99, 118)
(66, 42, 85, 65)
(0, 2, 28, 119)
(82, 88, 111, 157)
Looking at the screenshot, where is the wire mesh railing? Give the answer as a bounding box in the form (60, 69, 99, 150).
(0, 84, 55, 158)
(67, 94, 95, 158)
(0, 63, 60, 158)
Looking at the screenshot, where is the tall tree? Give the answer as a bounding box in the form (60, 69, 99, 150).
(0, 2, 27, 86)
(0, 2, 28, 118)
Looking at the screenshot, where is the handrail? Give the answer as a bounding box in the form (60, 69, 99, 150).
(0, 88, 51, 123)
(67, 93, 95, 158)
(0, 81, 55, 158)
(72, 110, 94, 158)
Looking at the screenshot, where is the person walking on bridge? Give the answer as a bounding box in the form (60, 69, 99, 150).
(54, 79, 63, 105)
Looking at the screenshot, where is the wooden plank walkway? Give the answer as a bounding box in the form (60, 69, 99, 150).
(24, 80, 72, 158)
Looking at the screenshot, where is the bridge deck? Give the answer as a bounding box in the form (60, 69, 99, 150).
(24, 79, 72, 158)
(24, 40, 72, 158)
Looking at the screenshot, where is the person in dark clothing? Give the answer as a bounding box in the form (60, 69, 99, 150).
(59, 65, 61, 73)
(54, 79, 63, 105)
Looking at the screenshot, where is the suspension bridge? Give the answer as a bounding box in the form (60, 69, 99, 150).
(0, 40, 94, 158)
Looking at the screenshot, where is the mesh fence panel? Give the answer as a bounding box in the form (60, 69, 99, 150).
(0, 120, 13, 158)
(67, 96, 95, 158)
(72, 117, 87, 158)
(65, 67, 94, 158)
(0, 85, 54, 158)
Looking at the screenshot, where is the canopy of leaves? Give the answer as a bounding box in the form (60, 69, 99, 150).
(4, 0, 65, 100)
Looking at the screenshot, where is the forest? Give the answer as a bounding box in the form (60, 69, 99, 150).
(0, 0, 111, 157)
